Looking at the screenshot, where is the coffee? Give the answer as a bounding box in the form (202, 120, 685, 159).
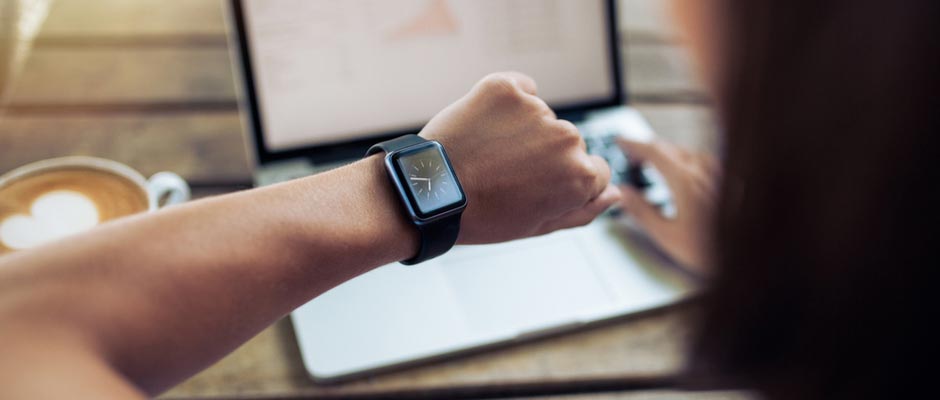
(0, 167, 149, 253)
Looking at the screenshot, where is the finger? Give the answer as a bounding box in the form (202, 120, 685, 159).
(616, 137, 678, 168)
(500, 72, 553, 118)
(616, 138, 685, 185)
(620, 185, 670, 237)
(477, 71, 538, 96)
(541, 184, 621, 232)
(531, 94, 557, 119)
(494, 71, 538, 95)
(553, 119, 583, 149)
(588, 155, 613, 200)
(472, 72, 549, 117)
(585, 183, 622, 215)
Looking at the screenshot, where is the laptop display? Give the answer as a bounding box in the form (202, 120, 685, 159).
(232, 0, 623, 162)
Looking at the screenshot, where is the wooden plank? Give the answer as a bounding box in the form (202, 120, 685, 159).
(5, 43, 701, 106)
(619, 0, 681, 43)
(1, 0, 18, 95)
(0, 111, 251, 184)
(38, 0, 226, 37)
(626, 45, 704, 102)
(38, 0, 672, 42)
(1, 0, 53, 97)
(5, 47, 235, 104)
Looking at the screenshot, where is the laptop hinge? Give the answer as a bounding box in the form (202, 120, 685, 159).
(254, 158, 318, 187)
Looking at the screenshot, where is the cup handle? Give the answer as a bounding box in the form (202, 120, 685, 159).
(147, 172, 191, 209)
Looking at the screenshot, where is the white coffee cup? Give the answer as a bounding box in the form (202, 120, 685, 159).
(0, 156, 190, 253)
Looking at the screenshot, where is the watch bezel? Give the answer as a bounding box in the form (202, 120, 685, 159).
(385, 141, 467, 223)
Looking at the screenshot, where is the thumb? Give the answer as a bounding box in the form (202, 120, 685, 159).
(536, 184, 621, 234)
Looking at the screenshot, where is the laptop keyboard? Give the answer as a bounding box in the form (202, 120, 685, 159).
(581, 127, 674, 217)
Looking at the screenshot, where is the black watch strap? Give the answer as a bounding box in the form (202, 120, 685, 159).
(404, 213, 461, 265)
(367, 134, 462, 265)
(366, 134, 427, 155)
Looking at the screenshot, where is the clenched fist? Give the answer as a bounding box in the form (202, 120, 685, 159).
(420, 72, 621, 244)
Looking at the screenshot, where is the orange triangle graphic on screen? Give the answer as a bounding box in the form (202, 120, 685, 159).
(388, 0, 459, 41)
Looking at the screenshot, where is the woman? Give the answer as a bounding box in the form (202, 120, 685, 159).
(670, 0, 936, 398)
(1, 1, 936, 399)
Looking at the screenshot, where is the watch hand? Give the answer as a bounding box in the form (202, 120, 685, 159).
(409, 177, 430, 181)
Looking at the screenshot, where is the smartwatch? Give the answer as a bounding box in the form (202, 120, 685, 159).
(367, 134, 467, 265)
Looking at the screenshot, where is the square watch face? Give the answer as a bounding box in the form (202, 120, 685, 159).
(394, 143, 465, 218)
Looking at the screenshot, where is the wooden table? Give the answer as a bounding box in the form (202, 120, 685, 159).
(0, 1, 748, 399)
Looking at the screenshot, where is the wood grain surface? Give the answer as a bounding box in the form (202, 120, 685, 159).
(0, 1, 747, 399)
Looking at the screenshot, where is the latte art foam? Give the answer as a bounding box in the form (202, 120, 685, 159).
(0, 167, 149, 253)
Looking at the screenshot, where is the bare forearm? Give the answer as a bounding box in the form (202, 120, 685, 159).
(0, 155, 416, 394)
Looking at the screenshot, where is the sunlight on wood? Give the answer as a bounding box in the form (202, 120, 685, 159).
(0, 0, 52, 100)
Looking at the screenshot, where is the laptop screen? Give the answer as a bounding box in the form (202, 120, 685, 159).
(234, 0, 622, 159)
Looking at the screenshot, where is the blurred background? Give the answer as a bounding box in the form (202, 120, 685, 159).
(0, 1, 744, 399)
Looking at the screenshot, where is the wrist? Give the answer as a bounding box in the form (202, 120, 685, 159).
(279, 155, 419, 274)
(349, 155, 421, 265)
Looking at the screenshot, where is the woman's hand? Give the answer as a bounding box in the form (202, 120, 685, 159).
(617, 138, 719, 274)
(421, 72, 620, 244)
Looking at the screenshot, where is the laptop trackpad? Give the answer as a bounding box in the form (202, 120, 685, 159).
(440, 234, 616, 337)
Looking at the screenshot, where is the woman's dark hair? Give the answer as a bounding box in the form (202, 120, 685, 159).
(689, 0, 938, 398)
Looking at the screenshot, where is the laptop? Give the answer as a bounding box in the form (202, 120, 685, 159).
(227, 0, 697, 382)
